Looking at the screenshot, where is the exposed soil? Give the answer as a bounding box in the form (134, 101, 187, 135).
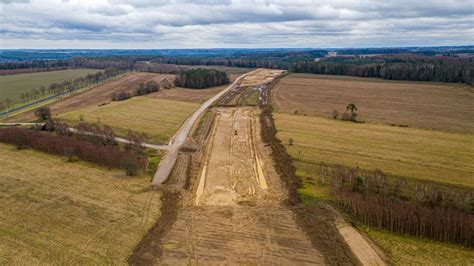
(158, 106, 326, 264)
(130, 69, 363, 265)
(7, 72, 174, 122)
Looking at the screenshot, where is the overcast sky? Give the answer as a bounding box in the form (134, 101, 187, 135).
(1, 0, 473, 49)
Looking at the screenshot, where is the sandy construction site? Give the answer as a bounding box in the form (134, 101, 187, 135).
(127, 69, 369, 265)
(158, 106, 326, 264)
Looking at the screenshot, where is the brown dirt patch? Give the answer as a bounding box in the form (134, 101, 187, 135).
(7, 72, 174, 122)
(272, 73, 474, 134)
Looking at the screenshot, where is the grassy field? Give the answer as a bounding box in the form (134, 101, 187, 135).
(0, 143, 161, 264)
(6, 72, 175, 122)
(59, 96, 199, 144)
(0, 69, 100, 103)
(274, 113, 474, 188)
(365, 228, 474, 265)
(272, 73, 474, 134)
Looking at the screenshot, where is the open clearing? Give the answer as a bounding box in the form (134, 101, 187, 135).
(59, 97, 199, 144)
(0, 69, 100, 103)
(275, 113, 474, 188)
(159, 107, 326, 264)
(272, 73, 474, 134)
(6, 72, 175, 122)
(0, 143, 161, 265)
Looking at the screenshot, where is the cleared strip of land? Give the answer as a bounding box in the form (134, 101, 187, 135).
(272, 73, 474, 134)
(274, 113, 474, 188)
(0, 143, 161, 265)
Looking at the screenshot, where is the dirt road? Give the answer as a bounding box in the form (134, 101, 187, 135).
(151, 71, 254, 186)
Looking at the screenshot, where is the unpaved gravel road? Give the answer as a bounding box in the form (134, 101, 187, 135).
(151, 71, 255, 186)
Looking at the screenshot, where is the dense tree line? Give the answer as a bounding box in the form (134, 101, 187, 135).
(328, 164, 473, 247)
(175, 68, 229, 89)
(0, 122, 148, 175)
(0, 127, 126, 169)
(289, 56, 473, 84)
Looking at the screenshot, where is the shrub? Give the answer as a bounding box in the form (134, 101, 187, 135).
(135, 80, 160, 96)
(64, 147, 75, 162)
(340, 112, 352, 121)
(112, 91, 132, 101)
(13, 131, 28, 150)
(332, 110, 339, 119)
(35, 107, 52, 121)
(288, 138, 294, 146)
(123, 153, 141, 176)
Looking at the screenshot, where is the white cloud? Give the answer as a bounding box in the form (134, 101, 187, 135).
(0, 0, 473, 48)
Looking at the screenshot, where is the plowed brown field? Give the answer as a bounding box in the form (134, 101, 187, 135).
(272, 73, 474, 134)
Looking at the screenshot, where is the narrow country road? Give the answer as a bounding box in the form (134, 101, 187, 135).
(0, 123, 170, 151)
(151, 71, 254, 186)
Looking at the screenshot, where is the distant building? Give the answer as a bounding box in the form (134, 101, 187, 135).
(314, 58, 321, 62)
(328, 51, 337, 57)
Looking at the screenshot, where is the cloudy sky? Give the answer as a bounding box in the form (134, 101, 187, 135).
(1, 0, 473, 48)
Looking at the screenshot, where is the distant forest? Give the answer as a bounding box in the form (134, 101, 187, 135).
(0, 47, 472, 84)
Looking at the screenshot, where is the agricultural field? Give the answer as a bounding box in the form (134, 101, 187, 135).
(365, 228, 474, 265)
(274, 113, 474, 188)
(271, 73, 474, 264)
(147, 84, 227, 103)
(0, 69, 100, 103)
(59, 97, 199, 144)
(272, 73, 474, 134)
(0, 143, 161, 264)
(6, 72, 174, 122)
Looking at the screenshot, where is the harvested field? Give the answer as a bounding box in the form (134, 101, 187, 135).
(6, 72, 174, 122)
(0, 143, 161, 265)
(147, 85, 227, 103)
(272, 73, 474, 134)
(274, 113, 474, 188)
(0, 69, 100, 104)
(59, 97, 199, 144)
